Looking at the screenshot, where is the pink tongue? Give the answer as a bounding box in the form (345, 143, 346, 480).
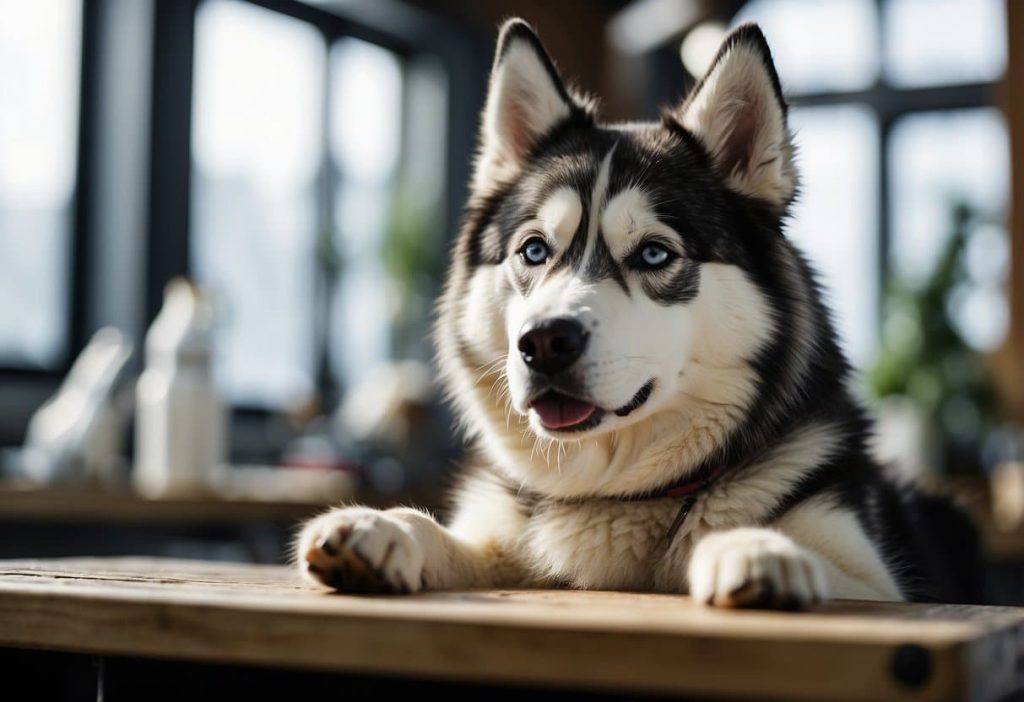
(531, 393, 596, 429)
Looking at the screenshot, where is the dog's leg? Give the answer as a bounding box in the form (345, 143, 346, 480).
(683, 497, 903, 609)
(297, 506, 523, 593)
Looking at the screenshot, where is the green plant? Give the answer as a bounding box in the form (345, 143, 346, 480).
(380, 181, 445, 358)
(869, 201, 1000, 474)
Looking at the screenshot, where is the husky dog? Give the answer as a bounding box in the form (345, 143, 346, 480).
(298, 20, 980, 608)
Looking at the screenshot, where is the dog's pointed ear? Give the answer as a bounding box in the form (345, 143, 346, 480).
(675, 24, 796, 211)
(474, 19, 578, 192)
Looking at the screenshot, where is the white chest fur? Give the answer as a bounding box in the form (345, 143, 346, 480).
(518, 465, 809, 592)
(522, 497, 701, 590)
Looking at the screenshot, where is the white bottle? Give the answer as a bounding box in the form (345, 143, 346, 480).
(134, 279, 226, 498)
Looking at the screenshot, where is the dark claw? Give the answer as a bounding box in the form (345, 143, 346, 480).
(307, 537, 410, 596)
(381, 540, 397, 569)
(777, 594, 803, 611)
(727, 577, 754, 599)
(350, 544, 374, 571)
(724, 577, 782, 609)
(323, 565, 403, 595)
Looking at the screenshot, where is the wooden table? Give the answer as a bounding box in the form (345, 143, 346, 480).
(0, 558, 1022, 701)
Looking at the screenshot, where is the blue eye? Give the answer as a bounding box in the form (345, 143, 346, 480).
(637, 243, 672, 269)
(520, 238, 550, 265)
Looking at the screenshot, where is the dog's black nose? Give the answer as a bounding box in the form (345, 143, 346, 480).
(518, 317, 587, 375)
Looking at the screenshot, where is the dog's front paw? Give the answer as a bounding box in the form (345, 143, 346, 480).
(688, 528, 827, 610)
(298, 508, 426, 593)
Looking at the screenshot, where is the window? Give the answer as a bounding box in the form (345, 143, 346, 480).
(733, 0, 1008, 366)
(889, 108, 1010, 351)
(786, 106, 879, 364)
(191, 0, 325, 408)
(190, 0, 446, 411)
(0, 0, 82, 369)
(889, 109, 1009, 286)
(735, 0, 878, 93)
(884, 0, 1007, 87)
(328, 38, 404, 391)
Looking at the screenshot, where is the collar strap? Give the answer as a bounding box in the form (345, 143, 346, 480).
(505, 462, 726, 543)
(511, 463, 726, 506)
(661, 464, 724, 543)
(662, 464, 724, 498)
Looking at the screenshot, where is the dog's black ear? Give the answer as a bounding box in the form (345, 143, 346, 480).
(675, 24, 796, 211)
(474, 19, 578, 192)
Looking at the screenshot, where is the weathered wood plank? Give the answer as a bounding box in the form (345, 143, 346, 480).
(0, 558, 1022, 700)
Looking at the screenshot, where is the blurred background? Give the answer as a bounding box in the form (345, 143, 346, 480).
(0, 0, 1022, 596)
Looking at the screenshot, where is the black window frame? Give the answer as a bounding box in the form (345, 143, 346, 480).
(782, 0, 1003, 317)
(0, 0, 98, 379)
(0, 0, 101, 448)
(0, 0, 486, 455)
(644, 0, 1005, 337)
(147, 0, 485, 458)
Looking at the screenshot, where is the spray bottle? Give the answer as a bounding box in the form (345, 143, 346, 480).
(134, 278, 226, 498)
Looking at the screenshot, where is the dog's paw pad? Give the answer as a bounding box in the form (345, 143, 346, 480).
(299, 509, 425, 594)
(688, 528, 827, 610)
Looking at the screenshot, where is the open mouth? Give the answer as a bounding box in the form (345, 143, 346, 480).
(530, 391, 603, 431)
(528, 379, 655, 432)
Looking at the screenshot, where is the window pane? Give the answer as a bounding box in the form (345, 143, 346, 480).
(889, 108, 1010, 350)
(0, 0, 81, 368)
(328, 39, 403, 389)
(788, 106, 879, 366)
(191, 0, 325, 407)
(734, 0, 878, 93)
(884, 0, 1006, 87)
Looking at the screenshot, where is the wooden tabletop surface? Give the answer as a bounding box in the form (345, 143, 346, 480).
(0, 558, 1022, 700)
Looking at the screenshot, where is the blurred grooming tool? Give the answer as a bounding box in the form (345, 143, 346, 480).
(18, 327, 133, 486)
(134, 278, 227, 498)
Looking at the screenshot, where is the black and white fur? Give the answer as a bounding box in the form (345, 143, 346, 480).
(298, 20, 980, 607)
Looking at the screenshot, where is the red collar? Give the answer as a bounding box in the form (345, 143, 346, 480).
(662, 464, 724, 498)
(661, 464, 725, 543)
(506, 463, 726, 544)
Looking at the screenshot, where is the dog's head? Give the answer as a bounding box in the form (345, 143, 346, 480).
(438, 20, 823, 495)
